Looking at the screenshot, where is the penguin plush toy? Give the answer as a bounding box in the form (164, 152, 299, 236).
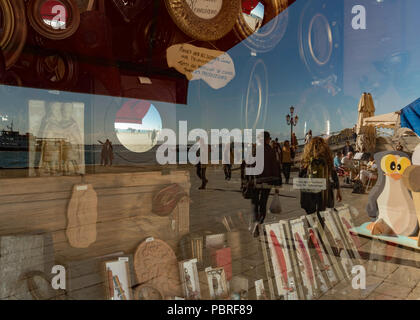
(366, 151, 419, 237)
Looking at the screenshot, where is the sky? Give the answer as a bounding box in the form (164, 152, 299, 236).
(2, 0, 420, 145)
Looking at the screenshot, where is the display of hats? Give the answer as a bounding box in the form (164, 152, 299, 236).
(0, 0, 27, 69)
(164, 0, 241, 41)
(27, 0, 80, 40)
(35, 52, 78, 90)
(233, 0, 289, 53)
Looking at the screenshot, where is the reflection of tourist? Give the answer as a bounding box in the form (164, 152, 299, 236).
(282, 140, 292, 184)
(37, 101, 84, 176)
(99, 139, 113, 166)
(358, 156, 377, 185)
(299, 137, 342, 221)
(61, 103, 82, 175)
(40, 102, 63, 175)
(197, 138, 210, 190)
(151, 129, 157, 145)
(223, 142, 234, 180)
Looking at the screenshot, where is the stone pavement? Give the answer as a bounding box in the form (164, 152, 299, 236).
(187, 166, 420, 300)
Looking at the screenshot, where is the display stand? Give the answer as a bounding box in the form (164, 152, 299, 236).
(351, 223, 420, 251)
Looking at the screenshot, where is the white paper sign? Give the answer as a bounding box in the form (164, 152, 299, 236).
(293, 178, 327, 191)
(167, 43, 235, 90)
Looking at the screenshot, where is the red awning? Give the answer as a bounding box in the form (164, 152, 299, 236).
(115, 100, 151, 125)
(242, 0, 259, 15)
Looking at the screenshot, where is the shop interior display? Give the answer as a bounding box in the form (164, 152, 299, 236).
(0, 0, 294, 103)
(1, 0, 419, 303)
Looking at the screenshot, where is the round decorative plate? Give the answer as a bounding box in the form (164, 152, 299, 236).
(134, 238, 182, 298)
(36, 52, 78, 90)
(27, 0, 80, 40)
(0, 0, 27, 69)
(134, 285, 164, 300)
(234, 0, 288, 53)
(164, 0, 241, 41)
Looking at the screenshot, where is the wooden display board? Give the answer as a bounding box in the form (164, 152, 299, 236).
(0, 170, 190, 262)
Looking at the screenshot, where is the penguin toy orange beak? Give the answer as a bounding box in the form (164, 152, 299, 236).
(385, 172, 401, 180)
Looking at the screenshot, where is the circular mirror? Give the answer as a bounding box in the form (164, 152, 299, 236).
(114, 100, 163, 153)
(40, 0, 68, 29)
(27, 0, 80, 40)
(308, 14, 332, 66)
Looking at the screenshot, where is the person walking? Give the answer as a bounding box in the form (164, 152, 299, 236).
(251, 131, 281, 237)
(282, 140, 292, 184)
(196, 138, 210, 190)
(299, 137, 342, 221)
(304, 130, 312, 145)
(342, 140, 354, 156)
(223, 142, 234, 180)
(99, 139, 113, 166)
(271, 139, 283, 186)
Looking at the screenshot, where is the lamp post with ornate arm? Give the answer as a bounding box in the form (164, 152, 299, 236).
(286, 106, 298, 143)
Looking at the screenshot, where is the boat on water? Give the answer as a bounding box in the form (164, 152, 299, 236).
(0, 122, 33, 152)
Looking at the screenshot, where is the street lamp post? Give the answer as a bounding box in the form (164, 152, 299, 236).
(286, 106, 298, 142)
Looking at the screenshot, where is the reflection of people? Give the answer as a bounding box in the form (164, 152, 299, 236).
(61, 103, 82, 175)
(299, 137, 342, 221)
(342, 140, 355, 156)
(304, 130, 312, 145)
(99, 139, 113, 166)
(251, 132, 280, 237)
(282, 140, 292, 184)
(38, 102, 83, 176)
(223, 142, 234, 180)
(40, 102, 63, 175)
(196, 138, 210, 190)
(341, 151, 357, 181)
(151, 129, 157, 145)
(358, 156, 377, 185)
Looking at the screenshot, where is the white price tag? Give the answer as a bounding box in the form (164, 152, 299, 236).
(293, 178, 327, 191)
(76, 185, 88, 191)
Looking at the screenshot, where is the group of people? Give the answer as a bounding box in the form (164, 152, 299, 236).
(193, 130, 345, 238)
(335, 150, 377, 186)
(270, 138, 296, 185)
(243, 131, 342, 237)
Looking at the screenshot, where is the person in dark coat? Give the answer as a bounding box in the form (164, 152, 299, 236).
(251, 131, 281, 237)
(342, 140, 355, 156)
